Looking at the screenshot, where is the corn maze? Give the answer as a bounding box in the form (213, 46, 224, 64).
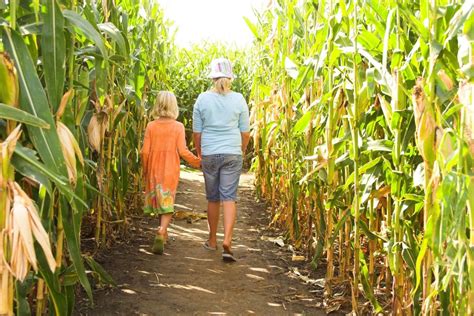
(0, 0, 473, 315)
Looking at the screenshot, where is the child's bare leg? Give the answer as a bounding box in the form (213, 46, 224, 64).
(158, 213, 173, 241)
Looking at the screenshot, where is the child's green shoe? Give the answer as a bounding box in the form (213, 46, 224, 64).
(152, 234, 164, 254)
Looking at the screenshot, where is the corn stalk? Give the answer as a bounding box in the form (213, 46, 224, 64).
(248, 0, 473, 314)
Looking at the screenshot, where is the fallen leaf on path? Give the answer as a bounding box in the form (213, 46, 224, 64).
(288, 267, 325, 287)
(291, 255, 305, 261)
(325, 303, 341, 314)
(247, 247, 262, 252)
(261, 235, 285, 247)
(174, 210, 207, 223)
(314, 278, 325, 288)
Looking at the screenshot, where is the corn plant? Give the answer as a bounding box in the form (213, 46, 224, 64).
(0, 0, 172, 314)
(169, 43, 253, 134)
(249, 0, 473, 314)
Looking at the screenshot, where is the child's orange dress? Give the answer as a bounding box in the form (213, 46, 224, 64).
(141, 119, 200, 214)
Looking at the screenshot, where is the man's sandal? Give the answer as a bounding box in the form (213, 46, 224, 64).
(222, 245, 236, 262)
(203, 241, 217, 251)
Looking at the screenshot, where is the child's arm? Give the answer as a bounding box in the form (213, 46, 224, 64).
(177, 125, 201, 168)
(193, 132, 202, 158)
(192, 98, 202, 158)
(140, 125, 152, 173)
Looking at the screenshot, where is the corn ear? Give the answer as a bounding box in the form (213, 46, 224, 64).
(14, 182, 57, 272)
(9, 193, 36, 280)
(87, 111, 108, 153)
(55, 90, 74, 121)
(437, 69, 454, 91)
(0, 52, 19, 107)
(459, 81, 474, 157)
(8, 182, 56, 281)
(87, 114, 101, 152)
(378, 94, 393, 132)
(413, 80, 437, 166)
(57, 122, 84, 186)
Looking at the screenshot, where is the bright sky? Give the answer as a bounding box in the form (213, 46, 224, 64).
(157, 0, 266, 48)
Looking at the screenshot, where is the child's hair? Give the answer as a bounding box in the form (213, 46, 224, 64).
(150, 91, 179, 119)
(213, 77, 232, 94)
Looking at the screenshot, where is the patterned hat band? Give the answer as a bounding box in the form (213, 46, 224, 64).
(208, 58, 234, 79)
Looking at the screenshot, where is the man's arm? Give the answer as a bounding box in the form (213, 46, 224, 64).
(241, 132, 250, 155)
(193, 132, 202, 158)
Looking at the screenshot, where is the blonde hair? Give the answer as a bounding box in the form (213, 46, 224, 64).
(213, 78, 232, 94)
(150, 91, 179, 119)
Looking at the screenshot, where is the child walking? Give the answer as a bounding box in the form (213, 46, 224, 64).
(141, 91, 201, 254)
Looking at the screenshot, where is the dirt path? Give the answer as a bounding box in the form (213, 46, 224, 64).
(75, 170, 330, 315)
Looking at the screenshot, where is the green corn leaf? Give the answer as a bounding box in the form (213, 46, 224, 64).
(365, 139, 393, 153)
(98, 22, 128, 58)
(35, 243, 68, 316)
(13, 145, 87, 207)
(2, 27, 94, 303)
(84, 256, 117, 286)
(293, 111, 312, 134)
(398, 4, 429, 41)
(60, 197, 93, 301)
(61, 264, 79, 287)
(344, 157, 382, 190)
(443, 1, 474, 47)
(11, 151, 53, 194)
(358, 218, 385, 241)
(15, 277, 33, 316)
(2, 27, 67, 172)
(63, 10, 108, 58)
(328, 208, 350, 245)
(382, 9, 394, 73)
(243, 16, 260, 40)
(359, 250, 383, 312)
(41, 0, 65, 111)
(0, 103, 50, 128)
(65, 285, 75, 316)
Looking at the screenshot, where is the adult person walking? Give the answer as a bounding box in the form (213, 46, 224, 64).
(193, 58, 250, 262)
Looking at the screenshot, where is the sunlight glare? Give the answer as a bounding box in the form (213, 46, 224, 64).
(157, 0, 267, 48)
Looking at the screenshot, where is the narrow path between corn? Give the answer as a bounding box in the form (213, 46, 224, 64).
(75, 170, 328, 315)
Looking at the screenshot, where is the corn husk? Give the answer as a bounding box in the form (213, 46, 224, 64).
(7, 182, 56, 281)
(459, 81, 474, 156)
(1, 125, 22, 160)
(57, 122, 84, 186)
(55, 90, 74, 121)
(412, 79, 437, 167)
(437, 69, 454, 91)
(0, 52, 19, 107)
(87, 111, 108, 152)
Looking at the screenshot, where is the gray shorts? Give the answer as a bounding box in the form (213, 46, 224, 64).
(201, 154, 243, 202)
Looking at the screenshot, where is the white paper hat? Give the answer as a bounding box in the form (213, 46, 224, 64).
(208, 58, 234, 79)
